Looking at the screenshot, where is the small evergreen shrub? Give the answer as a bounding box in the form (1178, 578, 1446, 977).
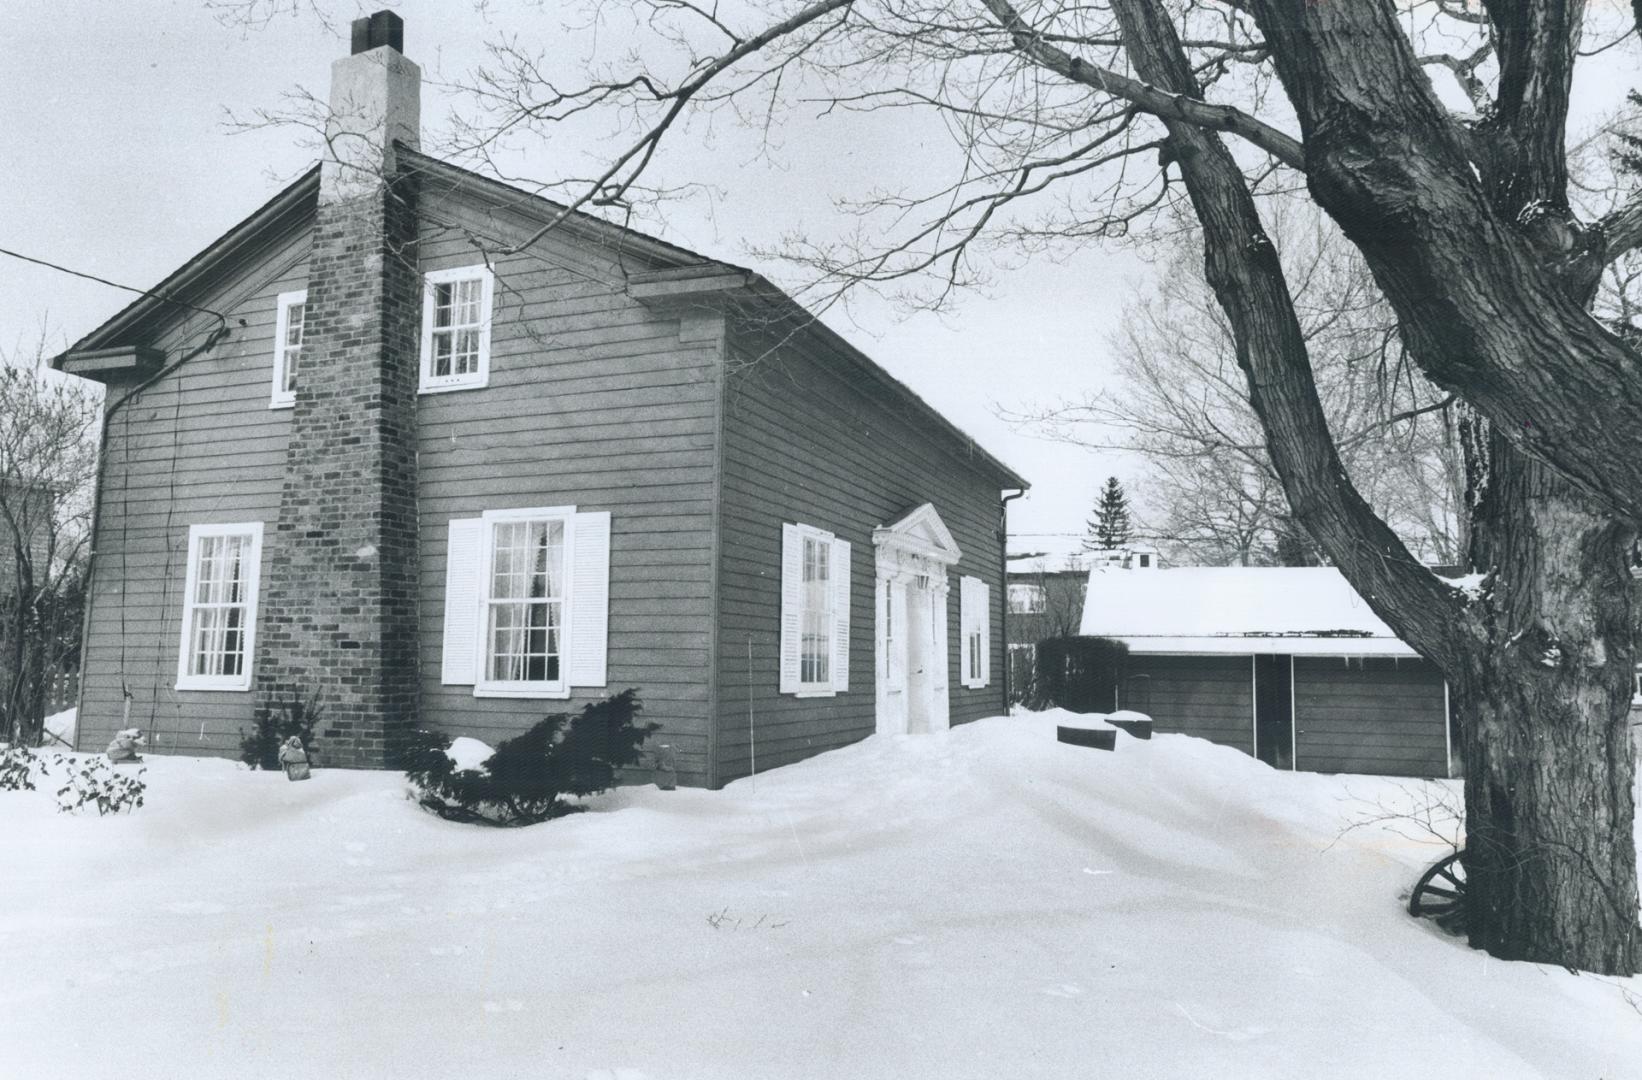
(54, 755, 146, 815)
(405, 689, 654, 826)
(1023, 636, 1129, 713)
(240, 695, 322, 770)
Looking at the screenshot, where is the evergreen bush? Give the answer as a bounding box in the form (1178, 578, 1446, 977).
(405, 689, 655, 826)
(1023, 636, 1129, 713)
(239, 695, 322, 770)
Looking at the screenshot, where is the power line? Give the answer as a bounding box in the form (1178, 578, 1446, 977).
(0, 244, 227, 327)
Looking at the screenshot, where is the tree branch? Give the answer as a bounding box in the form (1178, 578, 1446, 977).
(979, 0, 1305, 170)
(1600, 188, 1642, 262)
(1109, 0, 1469, 667)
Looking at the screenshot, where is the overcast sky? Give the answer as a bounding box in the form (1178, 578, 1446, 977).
(4, 3, 1636, 560)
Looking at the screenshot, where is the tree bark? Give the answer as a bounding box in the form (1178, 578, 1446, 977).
(1241, 0, 1642, 523)
(1458, 434, 1638, 972)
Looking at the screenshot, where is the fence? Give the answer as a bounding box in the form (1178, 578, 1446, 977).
(45, 670, 78, 714)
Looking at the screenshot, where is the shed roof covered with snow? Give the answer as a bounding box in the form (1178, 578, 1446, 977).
(1079, 566, 1418, 657)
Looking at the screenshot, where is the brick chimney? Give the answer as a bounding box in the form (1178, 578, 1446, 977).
(253, 12, 423, 767)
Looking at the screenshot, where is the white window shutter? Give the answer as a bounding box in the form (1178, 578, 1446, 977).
(832, 537, 851, 692)
(441, 518, 484, 685)
(978, 579, 992, 688)
(779, 523, 802, 693)
(568, 510, 611, 687)
(958, 576, 974, 689)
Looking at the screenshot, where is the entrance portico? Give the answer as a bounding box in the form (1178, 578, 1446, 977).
(874, 503, 961, 735)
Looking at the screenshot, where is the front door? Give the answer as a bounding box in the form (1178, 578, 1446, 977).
(873, 504, 962, 736)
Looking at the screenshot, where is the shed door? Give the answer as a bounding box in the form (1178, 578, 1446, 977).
(1293, 657, 1450, 777)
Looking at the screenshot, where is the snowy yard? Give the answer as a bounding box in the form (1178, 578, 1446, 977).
(3, 712, 1639, 1080)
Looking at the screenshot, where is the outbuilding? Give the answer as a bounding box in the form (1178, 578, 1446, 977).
(1081, 565, 1454, 778)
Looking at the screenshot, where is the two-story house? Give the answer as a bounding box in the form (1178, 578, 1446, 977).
(56, 13, 1027, 788)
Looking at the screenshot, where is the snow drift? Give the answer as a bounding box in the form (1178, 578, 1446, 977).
(1, 711, 1637, 1079)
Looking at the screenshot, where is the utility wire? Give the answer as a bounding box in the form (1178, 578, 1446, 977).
(0, 244, 228, 328)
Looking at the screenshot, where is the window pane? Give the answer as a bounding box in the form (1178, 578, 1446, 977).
(434, 282, 456, 328)
(799, 535, 831, 684)
(432, 332, 453, 376)
(484, 517, 566, 685)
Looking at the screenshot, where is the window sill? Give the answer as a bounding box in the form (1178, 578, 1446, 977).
(473, 684, 571, 700)
(269, 397, 294, 410)
(175, 679, 252, 693)
(793, 689, 838, 699)
(419, 376, 488, 395)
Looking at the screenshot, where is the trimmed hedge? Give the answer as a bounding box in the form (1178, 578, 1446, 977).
(1022, 636, 1129, 714)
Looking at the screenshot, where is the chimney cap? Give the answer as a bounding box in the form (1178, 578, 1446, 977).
(350, 10, 404, 55)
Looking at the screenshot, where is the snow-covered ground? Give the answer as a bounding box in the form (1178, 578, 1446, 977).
(3, 712, 1638, 1079)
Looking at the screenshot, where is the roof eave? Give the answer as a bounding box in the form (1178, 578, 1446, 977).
(54, 166, 322, 366)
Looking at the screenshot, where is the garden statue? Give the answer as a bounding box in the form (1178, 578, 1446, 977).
(278, 736, 311, 782)
(105, 728, 144, 764)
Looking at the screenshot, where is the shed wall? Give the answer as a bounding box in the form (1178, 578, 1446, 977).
(1122, 654, 1252, 753)
(1293, 656, 1450, 777)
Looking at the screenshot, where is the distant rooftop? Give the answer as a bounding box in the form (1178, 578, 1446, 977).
(1080, 566, 1417, 658)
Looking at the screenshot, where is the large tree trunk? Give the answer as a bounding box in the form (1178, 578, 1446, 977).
(1107, 0, 1641, 973)
(1457, 433, 1640, 973)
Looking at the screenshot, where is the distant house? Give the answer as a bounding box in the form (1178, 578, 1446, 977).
(1081, 566, 1453, 778)
(0, 478, 54, 589)
(54, 13, 1026, 786)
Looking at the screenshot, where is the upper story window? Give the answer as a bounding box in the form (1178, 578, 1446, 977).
(176, 522, 264, 691)
(779, 522, 851, 696)
(269, 290, 306, 408)
(420, 265, 494, 393)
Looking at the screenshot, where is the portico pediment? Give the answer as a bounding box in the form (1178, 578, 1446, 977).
(873, 502, 962, 566)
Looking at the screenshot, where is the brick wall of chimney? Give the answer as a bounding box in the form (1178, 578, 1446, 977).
(251, 172, 422, 767)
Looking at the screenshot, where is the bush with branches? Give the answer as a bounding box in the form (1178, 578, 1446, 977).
(239, 695, 323, 770)
(404, 689, 654, 826)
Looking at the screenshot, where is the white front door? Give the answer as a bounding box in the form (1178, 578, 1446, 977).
(874, 503, 959, 736)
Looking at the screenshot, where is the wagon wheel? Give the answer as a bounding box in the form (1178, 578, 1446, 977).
(1409, 849, 1467, 930)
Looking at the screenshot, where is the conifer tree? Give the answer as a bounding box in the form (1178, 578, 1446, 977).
(1085, 477, 1132, 552)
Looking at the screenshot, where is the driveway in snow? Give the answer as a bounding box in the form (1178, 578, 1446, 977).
(2, 712, 1638, 1079)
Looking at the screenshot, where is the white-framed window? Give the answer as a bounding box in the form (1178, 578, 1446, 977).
(419, 264, 495, 393)
(779, 522, 850, 696)
(268, 290, 306, 408)
(1007, 583, 1046, 614)
(175, 522, 264, 691)
(960, 574, 991, 689)
(441, 506, 611, 698)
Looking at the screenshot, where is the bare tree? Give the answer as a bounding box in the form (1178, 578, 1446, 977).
(1018, 200, 1464, 567)
(222, 0, 1642, 973)
(0, 358, 99, 747)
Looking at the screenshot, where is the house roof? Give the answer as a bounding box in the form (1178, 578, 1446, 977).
(59, 149, 1027, 491)
(1079, 566, 1419, 658)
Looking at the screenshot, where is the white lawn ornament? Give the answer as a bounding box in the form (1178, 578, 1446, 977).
(105, 728, 144, 764)
(278, 736, 311, 782)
